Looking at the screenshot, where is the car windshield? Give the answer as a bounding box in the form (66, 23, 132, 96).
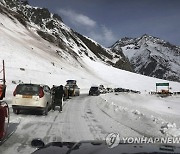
(65, 84, 74, 88)
(16, 84, 40, 95)
(90, 87, 98, 91)
(1, 0, 180, 154)
(66, 80, 76, 84)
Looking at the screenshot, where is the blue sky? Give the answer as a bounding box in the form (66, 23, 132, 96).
(28, 0, 180, 47)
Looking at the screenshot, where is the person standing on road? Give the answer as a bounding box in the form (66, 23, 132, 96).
(52, 85, 64, 112)
(51, 85, 56, 108)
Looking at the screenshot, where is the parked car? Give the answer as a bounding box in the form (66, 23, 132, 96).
(89, 86, 100, 96)
(12, 83, 52, 115)
(106, 88, 113, 93)
(99, 85, 107, 94)
(66, 84, 80, 96)
(65, 80, 80, 96)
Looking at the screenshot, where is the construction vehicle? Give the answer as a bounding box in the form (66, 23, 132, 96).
(0, 60, 9, 143)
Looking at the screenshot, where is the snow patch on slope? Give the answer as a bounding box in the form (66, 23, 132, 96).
(83, 57, 180, 92)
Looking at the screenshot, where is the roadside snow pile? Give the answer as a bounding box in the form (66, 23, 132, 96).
(161, 123, 180, 137)
(132, 110, 144, 116)
(97, 93, 180, 137)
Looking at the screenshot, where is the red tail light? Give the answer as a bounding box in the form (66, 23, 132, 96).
(13, 87, 17, 96)
(39, 87, 44, 98)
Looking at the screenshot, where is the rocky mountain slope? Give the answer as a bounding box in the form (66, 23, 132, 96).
(1, 0, 179, 83)
(1, 0, 133, 72)
(111, 34, 180, 82)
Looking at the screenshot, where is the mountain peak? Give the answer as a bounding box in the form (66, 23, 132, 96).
(139, 34, 159, 42)
(142, 33, 149, 37)
(111, 35, 180, 82)
(1, 0, 134, 73)
(121, 37, 133, 41)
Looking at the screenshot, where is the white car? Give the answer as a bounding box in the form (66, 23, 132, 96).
(12, 83, 52, 115)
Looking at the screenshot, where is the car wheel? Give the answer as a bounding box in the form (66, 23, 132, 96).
(42, 104, 48, 116)
(13, 109, 20, 114)
(49, 104, 52, 110)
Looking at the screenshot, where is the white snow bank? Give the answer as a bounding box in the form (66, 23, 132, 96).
(97, 93, 180, 137)
(161, 123, 180, 137)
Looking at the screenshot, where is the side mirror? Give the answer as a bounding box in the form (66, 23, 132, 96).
(31, 139, 45, 148)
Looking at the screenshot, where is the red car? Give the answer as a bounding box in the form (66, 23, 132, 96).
(0, 102, 9, 141)
(0, 60, 9, 142)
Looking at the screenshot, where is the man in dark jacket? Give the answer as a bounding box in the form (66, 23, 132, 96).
(51, 85, 56, 105)
(52, 85, 64, 112)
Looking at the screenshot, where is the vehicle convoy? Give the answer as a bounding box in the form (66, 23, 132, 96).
(12, 83, 52, 115)
(64, 80, 80, 97)
(0, 60, 9, 144)
(31, 139, 180, 154)
(89, 86, 100, 96)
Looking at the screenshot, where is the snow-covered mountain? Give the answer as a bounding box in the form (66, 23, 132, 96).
(2, 0, 133, 72)
(1, 2, 180, 153)
(111, 34, 180, 82)
(0, 0, 180, 98)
